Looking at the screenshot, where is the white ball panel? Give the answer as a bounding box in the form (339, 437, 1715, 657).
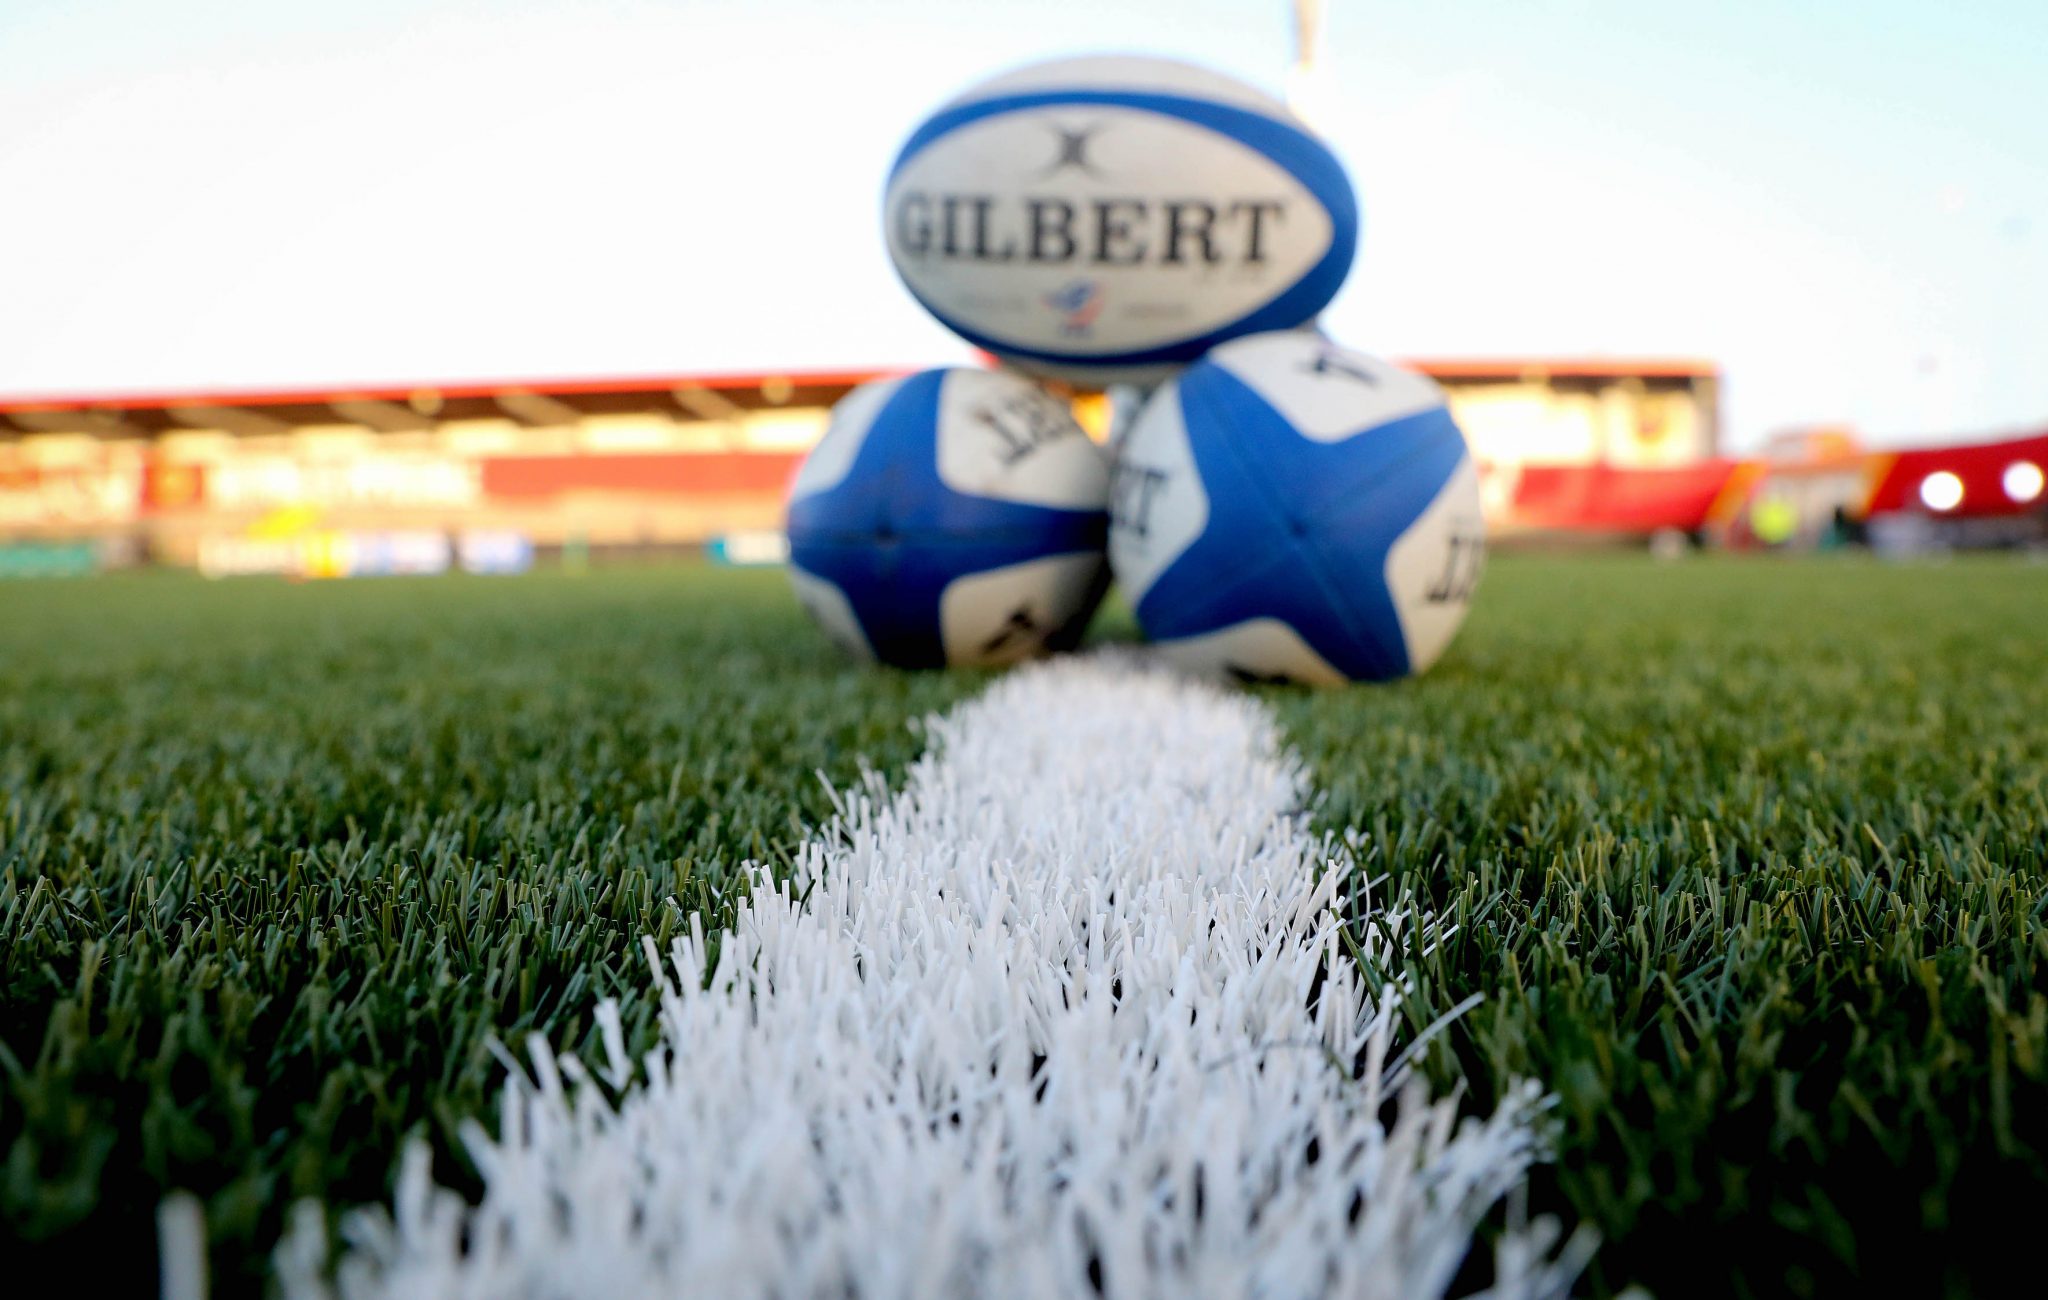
(1107, 382, 1209, 607)
(935, 370, 1110, 509)
(1382, 454, 1486, 674)
(939, 552, 1107, 666)
(790, 375, 908, 502)
(1205, 332, 1445, 443)
(1156, 618, 1347, 687)
(788, 566, 873, 662)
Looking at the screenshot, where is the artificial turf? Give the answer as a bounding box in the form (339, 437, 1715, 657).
(0, 568, 981, 1291)
(2, 556, 2044, 1296)
(1268, 556, 2048, 1297)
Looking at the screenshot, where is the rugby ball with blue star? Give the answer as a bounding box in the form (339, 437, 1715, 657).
(786, 367, 1111, 668)
(1108, 330, 1485, 685)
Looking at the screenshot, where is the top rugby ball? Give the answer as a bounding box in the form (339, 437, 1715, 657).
(884, 56, 1359, 388)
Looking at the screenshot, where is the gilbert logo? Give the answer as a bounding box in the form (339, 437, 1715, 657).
(891, 113, 1289, 271)
(893, 192, 1289, 268)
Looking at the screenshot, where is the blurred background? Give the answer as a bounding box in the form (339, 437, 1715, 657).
(2, 0, 2043, 578)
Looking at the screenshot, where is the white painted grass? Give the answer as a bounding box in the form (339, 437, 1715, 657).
(278, 654, 1585, 1299)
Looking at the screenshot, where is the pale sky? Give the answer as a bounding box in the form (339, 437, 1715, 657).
(1, 0, 2042, 449)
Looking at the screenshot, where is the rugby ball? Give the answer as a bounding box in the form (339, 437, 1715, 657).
(787, 367, 1111, 668)
(1108, 331, 1485, 684)
(884, 56, 1359, 388)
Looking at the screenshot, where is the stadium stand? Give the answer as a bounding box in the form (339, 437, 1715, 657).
(1, 360, 2040, 570)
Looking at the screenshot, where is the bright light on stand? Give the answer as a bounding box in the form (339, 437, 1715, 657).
(1918, 471, 1964, 512)
(2003, 460, 2044, 504)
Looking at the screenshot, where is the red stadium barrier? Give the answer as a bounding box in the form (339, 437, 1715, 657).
(1860, 429, 2048, 518)
(1506, 460, 1745, 533)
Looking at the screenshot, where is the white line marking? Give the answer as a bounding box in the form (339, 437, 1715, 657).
(279, 655, 1584, 1298)
(158, 1192, 208, 1300)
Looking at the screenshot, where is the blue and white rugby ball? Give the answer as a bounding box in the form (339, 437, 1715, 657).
(884, 56, 1359, 388)
(1108, 331, 1485, 685)
(787, 367, 1111, 668)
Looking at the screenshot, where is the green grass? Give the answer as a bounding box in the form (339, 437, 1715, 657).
(0, 569, 978, 1291)
(2, 557, 2044, 1296)
(1266, 556, 2048, 1298)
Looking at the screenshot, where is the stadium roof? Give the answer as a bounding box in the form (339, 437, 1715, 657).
(0, 370, 893, 435)
(0, 358, 1721, 434)
(0, 369, 892, 414)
